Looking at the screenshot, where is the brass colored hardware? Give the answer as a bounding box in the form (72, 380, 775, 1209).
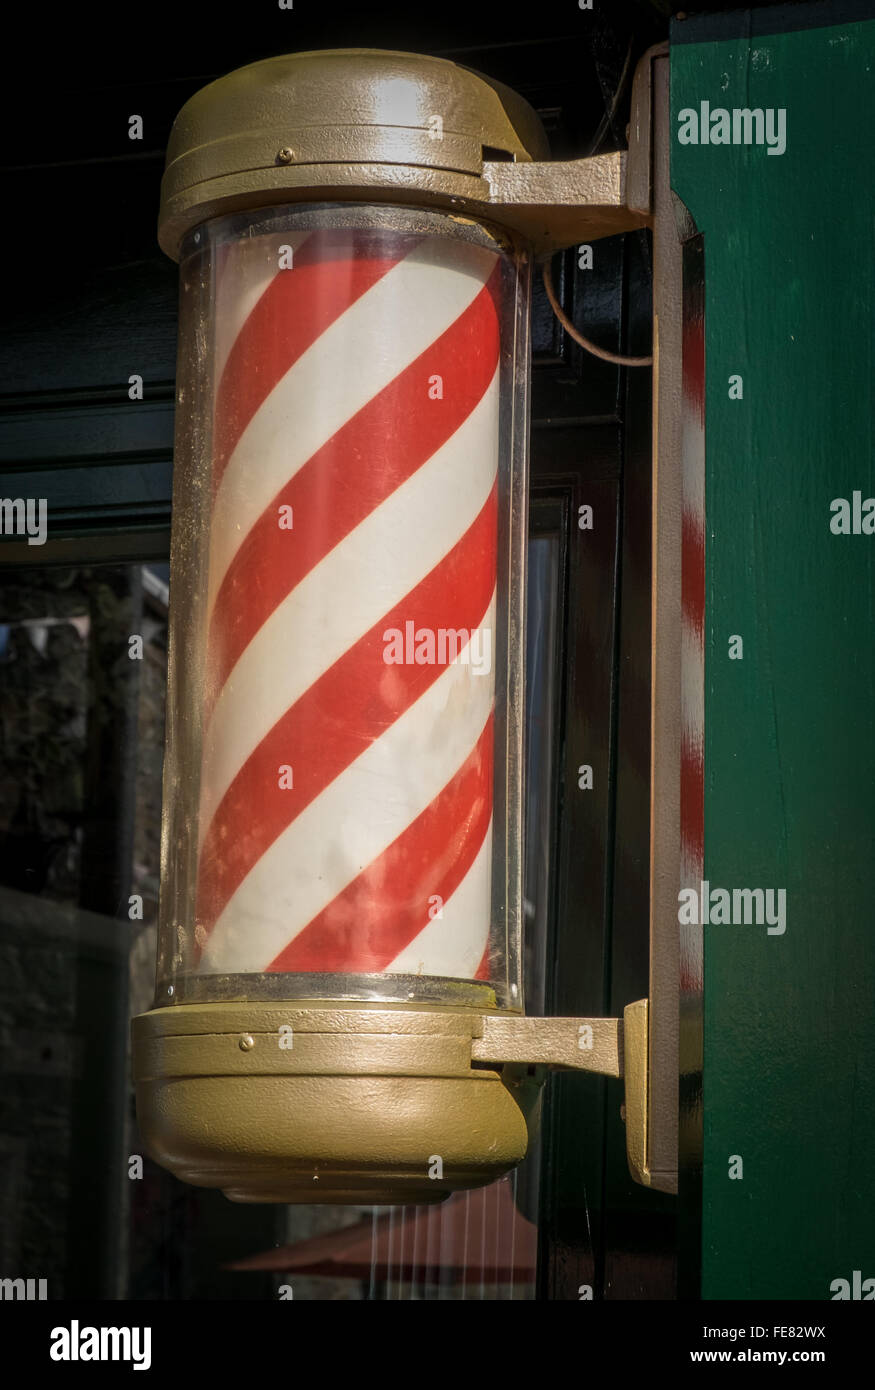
(484, 152, 647, 253)
(134, 1002, 534, 1205)
(471, 1014, 623, 1078)
(137, 43, 681, 1204)
(157, 48, 650, 260)
(623, 1000, 651, 1185)
(622, 999, 675, 1192)
(134, 1000, 660, 1198)
(472, 1005, 668, 1192)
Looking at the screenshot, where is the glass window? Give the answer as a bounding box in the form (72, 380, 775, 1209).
(0, 527, 562, 1298)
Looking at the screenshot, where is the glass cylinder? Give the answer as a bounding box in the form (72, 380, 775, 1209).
(156, 203, 530, 1012)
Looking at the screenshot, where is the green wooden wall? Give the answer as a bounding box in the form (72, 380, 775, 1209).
(671, 6, 875, 1299)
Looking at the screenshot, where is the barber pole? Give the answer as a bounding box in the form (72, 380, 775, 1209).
(135, 48, 652, 1206)
(193, 227, 503, 984)
(134, 44, 678, 1208)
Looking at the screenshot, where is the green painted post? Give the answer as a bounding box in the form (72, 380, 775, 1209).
(671, 8, 875, 1299)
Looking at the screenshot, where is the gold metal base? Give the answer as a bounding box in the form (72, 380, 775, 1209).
(133, 996, 675, 1199)
(133, 1002, 533, 1204)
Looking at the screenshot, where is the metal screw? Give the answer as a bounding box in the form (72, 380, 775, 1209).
(276, 147, 295, 165)
(239, 1034, 255, 1051)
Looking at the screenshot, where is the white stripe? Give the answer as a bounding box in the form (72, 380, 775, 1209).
(206, 238, 498, 616)
(386, 822, 492, 978)
(199, 597, 496, 973)
(198, 374, 499, 844)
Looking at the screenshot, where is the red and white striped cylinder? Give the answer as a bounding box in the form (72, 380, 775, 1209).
(158, 206, 529, 1009)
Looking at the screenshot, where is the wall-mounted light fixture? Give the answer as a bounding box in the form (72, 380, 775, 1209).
(133, 46, 678, 1204)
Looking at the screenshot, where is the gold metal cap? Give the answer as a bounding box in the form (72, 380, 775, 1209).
(158, 48, 550, 259)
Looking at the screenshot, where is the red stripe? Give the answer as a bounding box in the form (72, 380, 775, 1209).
(266, 716, 494, 972)
(204, 268, 501, 719)
(195, 485, 498, 941)
(212, 237, 404, 496)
